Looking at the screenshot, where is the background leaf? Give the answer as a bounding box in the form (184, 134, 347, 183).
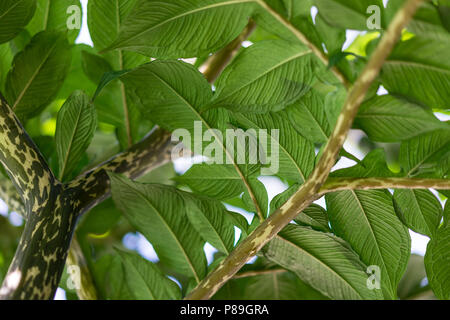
(106, 0, 257, 58)
(326, 190, 411, 299)
(0, 0, 36, 44)
(213, 40, 318, 113)
(393, 189, 443, 238)
(27, 0, 82, 43)
(424, 216, 450, 300)
(56, 90, 97, 181)
(262, 224, 384, 300)
(110, 173, 207, 283)
(5, 31, 71, 119)
(355, 95, 447, 143)
(117, 249, 182, 300)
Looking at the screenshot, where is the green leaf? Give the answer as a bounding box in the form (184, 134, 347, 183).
(183, 193, 236, 254)
(87, 0, 148, 70)
(120, 60, 213, 132)
(109, 173, 207, 283)
(5, 31, 71, 120)
(399, 129, 450, 178)
(331, 149, 394, 178)
(0, 0, 36, 44)
(294, 204, 331, 233)
(213, 40, 317, 113)
(393, 189, 443, 238)
(92, 254, 133, 299)
(176, 164, 244, 200)
(397, 254, 427, 300)
(326, 190, 411, 299)
(77, 198, 121, 236)
(355, 95, 447, 143)
(81, 51, 114, 84)
(215, 270, 327, 300)
(0, 43, 13, 91)
(105, 0, 257, 58)
(425, 222, 450, 299)
(122, 60, 267, 217)
(282, 89, 331, 144)
(27, 0, 82, 43)
(88, 0, 149, 148)
(385, 1, 449, 40)
(116, 249, 181, 300)
(262, 224, 384, 300)
(314, 0, 384, 31)
(232, 111, 315, 183)
(56, 91, 97, 181)
(382, 36, 450, 109)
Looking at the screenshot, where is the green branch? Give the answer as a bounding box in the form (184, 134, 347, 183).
(185, 0, 426, 300)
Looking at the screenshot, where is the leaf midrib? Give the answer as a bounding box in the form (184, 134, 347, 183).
(114, 0, 256, 47)
(0, 0, 27, 21)
(59, 103, 85, 181)
(384, 60, 450, 74)
(349, 190, 394, 293)
(275, 234, 363, 299)
(12, 40, 58, 110)
(132, 185, 202, 284)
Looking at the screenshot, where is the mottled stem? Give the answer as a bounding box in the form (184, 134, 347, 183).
(319, 177, 450, 196)
(185, 0, 425, 300)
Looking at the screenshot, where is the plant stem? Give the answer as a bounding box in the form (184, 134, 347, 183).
(201, 20, 256, 83)
(185, 0, 426, 300)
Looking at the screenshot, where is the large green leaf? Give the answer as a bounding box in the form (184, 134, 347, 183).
(214, 270, 328, 300)
(397, 254, 428, 299)
(393, 189, 443, 238)
(55, 91, 97, 181)
(5, 31, 71, 119)
(27, 0, 82, 43)
(326, 190, 411, 299)
(232, 111, 315, 183)
(121, 60, 267, 217)
(399, 129, 450, 178)
(355, 95, 448, 143)
(116, 249, 182, 300)
(262, 224, 384, 300)
(92, 254, 133, 300)
(0, 0, 36, 44)
(314, 0, 384, 31)
(175, 164, 243, 201)
(212, 40, 317, 113)
(424, 213, 450, 300)
(105, 0, 257, 58)
(381, 36, 450, 109)
(330, 149, 394, 178)
(110, 173, 207, 283)
(294, 204, 331, 233)
(282, 89, 331, 144)
(120, 60, 213, 132)
(183, 193, 236, 254)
